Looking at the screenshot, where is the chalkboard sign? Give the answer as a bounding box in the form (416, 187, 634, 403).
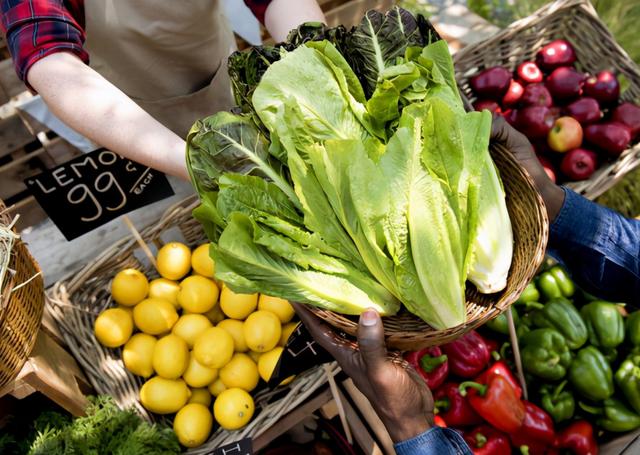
(25, 149, 174, 240)
(210, 438, 252, 455)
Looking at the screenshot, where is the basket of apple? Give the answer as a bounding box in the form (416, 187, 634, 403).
(454, 0, 640, 199)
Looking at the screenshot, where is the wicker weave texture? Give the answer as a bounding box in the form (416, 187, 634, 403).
(46, 196, 336, 451)
(454, 0, 640, 200)
(0, 200, 44, 390)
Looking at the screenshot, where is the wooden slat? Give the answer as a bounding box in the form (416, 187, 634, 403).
(0, 59, 25, 99)
(0, 114, 37, 159)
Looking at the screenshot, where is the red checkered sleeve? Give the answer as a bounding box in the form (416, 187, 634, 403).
(244, 0, 273, 24)
(0, 0, 88, 86)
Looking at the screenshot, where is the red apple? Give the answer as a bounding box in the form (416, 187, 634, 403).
(564, 97, 602, 125)
(583, 70, 620, 105)
(503, 108, 518, 127)
(537, 155, 557, 183)
(545, 67, 586, 101)
(502, 80, 524, 107)
(473, 99, 501, 113)
(471, 67, 513, 100)
(516, 106, 556, 139)
(521, 83, 553, 107)
(584, 122, 632, 156)
(548, 116, 583, 152)
(560, 148, 598, 181)
(536, 40, 577, 71)
(517, 61, 544, 84)
(612, 102, 640, 138)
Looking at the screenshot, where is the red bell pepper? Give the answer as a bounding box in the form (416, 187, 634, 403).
(554, 420, 598, 455)
(475, 360, 522, 398)
(464, 425, 511, 455)
(434, 382, 483, 427)
(459, 375, 526, 433)
(482, 336, 501, 361)
(510, 401, 555, 455)
(442, 330, 490, 378)
(434, 415, 447, 428)
(404, 346, 449, 389)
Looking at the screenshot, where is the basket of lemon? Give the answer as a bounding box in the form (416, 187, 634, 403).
(47, 195, 337, 452)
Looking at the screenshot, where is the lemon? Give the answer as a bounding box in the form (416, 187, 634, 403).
(94, 308, 134, 348)
(177, 276, 219, 313)
(172, 314, 212, 348)
(156, 242, 191, 280)
(208, 378, 227, 397)
(258, 295, 295, 323)
(110, 268, 149, 306)
(219, 353, 259, 392)
(133, 298, 179, 335)
(244, 311, 281, 353)
(202, 305, 225, 325)
(217, 319, 248, 352)
(258, 347, 294, 385)
(122, 333, 156, 378)
(188, 388, 212, 407)
(148, 278, 180, 309)
(183, 355, 218, 388)
(191, 244, 215, 278)
(219, 286, 258, 320)
(279, 322, 299, 347)
(174, 403, 213, 448)
(152, 334, 189, 379)
(117, 305, 134, 317)
(193, 327, 234, 368)
(214, 388, 255, 430)
(248, 351, 262, 363)
(140, 377, 190, 414)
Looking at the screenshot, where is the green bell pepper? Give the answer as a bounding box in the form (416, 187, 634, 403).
(539, 380, 575, 423)
(517, 282, 541, 304)
(520, 328, 572, 380)
(580, 301, 625, 348)
(537, 272, 563, 301)
(626, 311, 640, 346)
(486, 307, 519, 335)
(615, 356, 640, 414)
(601, 347, 618, 364)
(568, 346, 614, 401)
(549, 265, 575, 298)
(581, 399, 640, 433)
(532, 298, 587, 350)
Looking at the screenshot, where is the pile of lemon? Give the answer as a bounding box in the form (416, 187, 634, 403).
(93, 241, 298, 448)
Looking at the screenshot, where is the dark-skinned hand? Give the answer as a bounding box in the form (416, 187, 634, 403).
(293, 303, 434, 443)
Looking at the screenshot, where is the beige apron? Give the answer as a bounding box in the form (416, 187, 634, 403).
(83, 0, 236, 137)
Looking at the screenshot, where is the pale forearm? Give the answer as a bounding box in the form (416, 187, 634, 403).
(27, 53, 188, 180)
(265, 0, 325, 42)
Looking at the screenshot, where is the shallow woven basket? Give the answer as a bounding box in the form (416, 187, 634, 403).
(454, 0, 640, 200)
(0, 200, 44, 390)
(46, 195, 338, 452)
(310, 141, 549, 350)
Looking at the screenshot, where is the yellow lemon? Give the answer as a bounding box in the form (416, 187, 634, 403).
(193, 327, 234, 368)
(258, 295, 295, 323)
(208, 378, 227, 397)
(118, 305, 134, 317)
(148, 278, 180, 309)
(183, 355, 218, 388)
(133, 298, 179, 335)
(156, 242, 191, 280)
(188, 388, 212, 407)
(174, 403, 213, 448)
(248, 351, 262, 363)
(244, 311, 281, 353)
(177, 276, 219, 313)
(152, 334, 189, 379)
(94, 308, 134, 348)
(258, 347, 294, 385)
(219, 353, 259, 392)
(217, 319, 248, 353)
(139, 377, 190, 414)
(191, 244, 215, 278)
(110, 268, 149, 307)
(172, 314, 212, 348)
(214, 388, 255, 430)
(202, 305, 225, 325)
(279, 322, 299, 347)
(122, 333, 156, 378)
(219, 286, 258, 320)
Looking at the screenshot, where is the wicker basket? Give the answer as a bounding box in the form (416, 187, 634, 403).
(46, 195, 339, 452)
(453, 0, 640, 200)
(0, 200, 45, 390)
(310, 141, 549, 350)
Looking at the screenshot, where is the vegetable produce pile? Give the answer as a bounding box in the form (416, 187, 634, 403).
(187, 8, 514, 329)
(469, 39, 640, 184)
(407, 263, 640, 454)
